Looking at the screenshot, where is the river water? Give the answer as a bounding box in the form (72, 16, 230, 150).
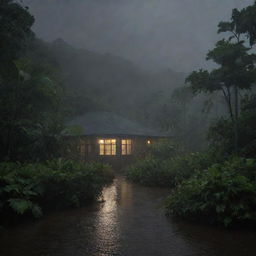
(0, 176, 256, 256)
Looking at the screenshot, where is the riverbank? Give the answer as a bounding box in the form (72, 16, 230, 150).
(125, 136, 256, 227)
(1, 176, 256, 256)
(126, 152, 256, 227)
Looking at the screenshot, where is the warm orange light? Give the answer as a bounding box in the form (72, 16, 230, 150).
(98, 139, 117, 155)
(147, 140, 151, 145)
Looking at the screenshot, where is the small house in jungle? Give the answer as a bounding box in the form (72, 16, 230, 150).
(66, 112, 170, 167)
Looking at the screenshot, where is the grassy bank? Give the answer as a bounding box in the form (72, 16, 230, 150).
(0, 159, 114, 225)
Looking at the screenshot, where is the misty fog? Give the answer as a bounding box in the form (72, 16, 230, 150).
(23, 0, 253, 72)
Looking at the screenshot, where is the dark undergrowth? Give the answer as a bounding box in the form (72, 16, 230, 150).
(165, 158, 256, 228)
(126, 140, 256, 228)
(126, 140, 214, 188)
(0, 159, 114, 226)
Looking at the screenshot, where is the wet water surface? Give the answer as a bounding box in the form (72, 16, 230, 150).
(0, 177, 256, 256)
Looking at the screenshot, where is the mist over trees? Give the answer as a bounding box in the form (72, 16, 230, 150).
(0, 0, 254, 161)
(2, 0, 249, 162)
(0, 2, 226, 164)
(128, 1, 256, 228)
(187, 2, 256, 156)
(30, 38, 221, 151)
(0, 0, 115, 222)
(22, 0, 253, 72)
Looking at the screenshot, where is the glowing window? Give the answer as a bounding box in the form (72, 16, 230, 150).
(99, 139, 116, 155)
(122, 139, 132, 155)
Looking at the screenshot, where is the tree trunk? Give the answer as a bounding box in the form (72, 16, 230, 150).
(221, 87, 234, 121)
(234, 85, 239, 154)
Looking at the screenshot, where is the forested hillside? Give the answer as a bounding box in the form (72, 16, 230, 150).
(26, 38, 218, 150)
(27, 38, 184, 116)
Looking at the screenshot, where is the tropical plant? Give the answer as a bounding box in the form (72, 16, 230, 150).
(126, 150, 215, 188)
(0, 160, 114, 224)
(165, 158, 256, 227)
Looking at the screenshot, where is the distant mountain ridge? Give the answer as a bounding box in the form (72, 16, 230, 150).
(29, 38, 186, 124)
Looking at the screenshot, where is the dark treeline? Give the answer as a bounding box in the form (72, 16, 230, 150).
(0, 0, 63, 162)
(127, 1, 256, 228)
(0, 0, 114, 222)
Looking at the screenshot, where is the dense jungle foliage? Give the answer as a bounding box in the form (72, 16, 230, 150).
(0, 159, 113, 225)
(166, 158, 256, 227)
(167, 3, 256, 227)
(0, 0, 64, 162)
(126, 141, 214, 187)
(0, 1, 115, 224)
(127, 2, 256, 228)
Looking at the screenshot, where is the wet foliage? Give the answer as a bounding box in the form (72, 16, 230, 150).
(163, 2, 256, 228)
(0, 1, 65, 162)
(126, 141, 214, 187)
(208, 105, 256, 159)
(165, 158, 256, 227)
(0, 159, 114, 225)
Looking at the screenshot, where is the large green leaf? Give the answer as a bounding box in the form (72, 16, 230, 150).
(8, 198, 33, 215)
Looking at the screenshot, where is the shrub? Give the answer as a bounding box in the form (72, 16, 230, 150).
(148, 140, 178, 160)
(0, 162, 46, 220)
(165, 158, 256, 227)
(0, 159, 114, 223)
(40, 159, 114, 210)
(126, 157, 171, 187)
(126, 152, 214, 188)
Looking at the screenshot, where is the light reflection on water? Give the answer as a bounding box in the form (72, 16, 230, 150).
(0, 176, 256, 256)
(94, 180, 121, 255)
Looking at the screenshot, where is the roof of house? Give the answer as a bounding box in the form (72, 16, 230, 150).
(67, 111, 170, 137)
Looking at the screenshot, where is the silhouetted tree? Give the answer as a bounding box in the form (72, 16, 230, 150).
(186, 2, 256, 153)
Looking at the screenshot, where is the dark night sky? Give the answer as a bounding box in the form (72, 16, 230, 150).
(22, 0, 253, 72)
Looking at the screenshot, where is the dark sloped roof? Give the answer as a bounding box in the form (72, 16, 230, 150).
(67, 112, 170, 137)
